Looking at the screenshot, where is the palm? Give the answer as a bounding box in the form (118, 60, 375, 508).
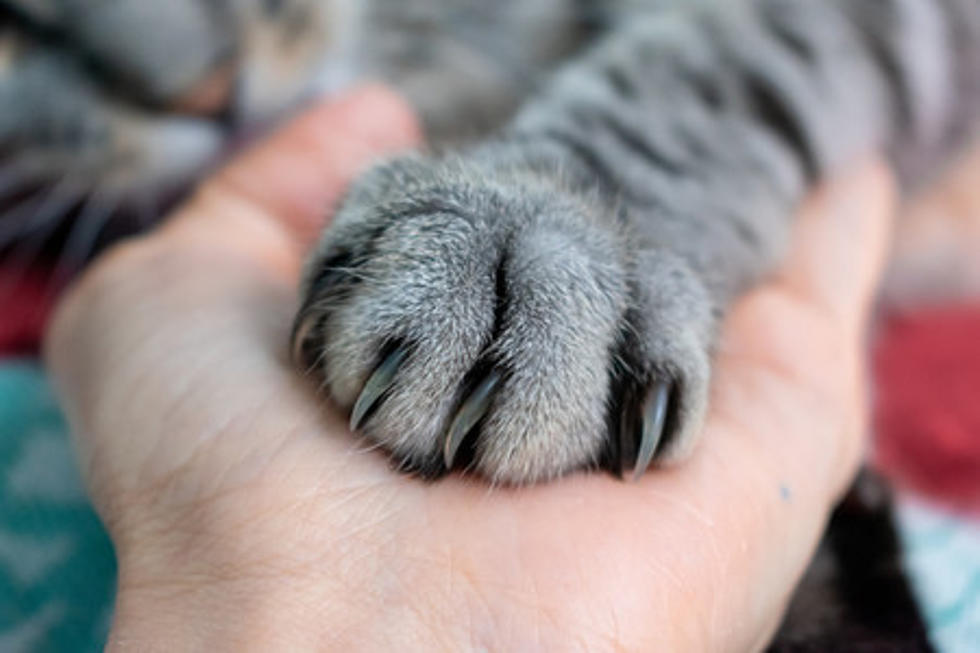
(46, 89, 891, 650)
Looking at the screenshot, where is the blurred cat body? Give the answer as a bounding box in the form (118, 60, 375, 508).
(0, 0, 587, 198)
(1, 1, 978, 649)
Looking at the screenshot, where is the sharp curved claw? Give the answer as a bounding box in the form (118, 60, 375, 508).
(350, 347, 409, 431)
(444, 371, 501, 470)
(631, 380, 671, 481)
(292, 261, 352, 367)
(290, 313, 318, 367)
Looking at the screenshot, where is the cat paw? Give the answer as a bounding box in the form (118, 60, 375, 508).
(292, 158, 717, 484)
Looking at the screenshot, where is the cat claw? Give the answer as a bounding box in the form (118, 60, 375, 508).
(443, 371, 501, 469)
(350, 346, 409, 431)
(625, 379, 671, 480)
(290, 313, 317, 367)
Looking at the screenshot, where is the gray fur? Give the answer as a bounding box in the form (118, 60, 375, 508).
(0, 0, 582, 198)
(297, 0, 980, 483)
(1, 0, 978, 482)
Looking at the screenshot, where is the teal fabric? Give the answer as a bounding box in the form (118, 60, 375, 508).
(898, 497, 980, 653)
(0, 361, 115, 653)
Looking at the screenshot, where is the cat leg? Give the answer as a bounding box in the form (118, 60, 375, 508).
(294, 0, 977, 483)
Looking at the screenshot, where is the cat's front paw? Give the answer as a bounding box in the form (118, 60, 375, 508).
(292, 159, 717, 484)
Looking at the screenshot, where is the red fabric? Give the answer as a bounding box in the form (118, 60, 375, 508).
(874, 305, 980, 513)
(0, 267, 56, 357)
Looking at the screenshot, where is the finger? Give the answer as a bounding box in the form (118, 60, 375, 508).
(710, 162, 897, 516)
(45, 86, 418, 504)
(654, 162, 898, 649)
(717, 161, 897, 497)
(178, 84, 421, 251)
(775, 160, 897, 336)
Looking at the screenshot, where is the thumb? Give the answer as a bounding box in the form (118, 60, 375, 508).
(214, 84, 420, 244)
(164, 84, 421, 273)
(776, 161, 897, 338)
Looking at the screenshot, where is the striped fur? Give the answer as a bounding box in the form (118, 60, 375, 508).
(299, 0, 980, 482)
(0, 1, 977, 649)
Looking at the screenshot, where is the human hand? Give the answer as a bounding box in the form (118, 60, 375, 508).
(46, 84, 895, 651)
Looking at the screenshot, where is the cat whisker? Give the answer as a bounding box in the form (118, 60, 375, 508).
(0, 178, 80, 252)
(0, 179, 82, 300)
(0, 190, 48, 250)
(51, 189, 121, 287)
(350, 439, 386, 457)
(0, 159, 43, 199)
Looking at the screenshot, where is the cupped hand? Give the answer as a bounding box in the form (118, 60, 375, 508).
(45, 85, 895, 651)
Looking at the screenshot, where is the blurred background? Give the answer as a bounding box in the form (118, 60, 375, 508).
(1, 0, 980, 649)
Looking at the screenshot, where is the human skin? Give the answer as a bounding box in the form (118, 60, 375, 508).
(45, 85, 895, 651)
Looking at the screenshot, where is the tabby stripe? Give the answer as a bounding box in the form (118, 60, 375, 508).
(538, 127, 624, 195)
(568, 103, 686, 176)
(741, 71, 819, 181)
(842, 1, 914, 145)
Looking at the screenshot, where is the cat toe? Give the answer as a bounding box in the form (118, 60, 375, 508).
(295, 160, 719, 483)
